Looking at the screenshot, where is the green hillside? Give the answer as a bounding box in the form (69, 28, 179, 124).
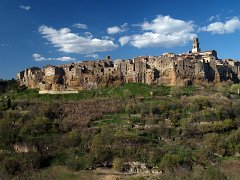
(0, 79, 240, 179)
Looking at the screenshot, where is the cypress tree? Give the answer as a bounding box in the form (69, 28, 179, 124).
(7, 97, 11, 109)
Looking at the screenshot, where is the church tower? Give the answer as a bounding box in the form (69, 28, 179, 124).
(192, 37, 201, 53)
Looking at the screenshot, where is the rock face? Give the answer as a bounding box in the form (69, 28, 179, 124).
(17, 39, 240, 91)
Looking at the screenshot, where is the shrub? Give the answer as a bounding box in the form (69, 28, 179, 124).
(0, 110, 3, 119)
(153, 85, 171, 96)
(122, 89, 133, 98)
(62, 130, 81, 147)
(160, 154, 182, 171)
(202, 166, 227, 180)
(0, 79, 18, 95)
(44, 103, 62, 120)
(3, 157, 20, 175)
(229, 84, 240, 94)
(0, 119, 17, 148)
(66, 156, 87, 171)
(112, 157, 123, 171)
(19, 116, 52, 137)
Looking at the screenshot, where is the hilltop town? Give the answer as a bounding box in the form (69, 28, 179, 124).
(17, 38, 240, 92)
(2, 38, 240, 179)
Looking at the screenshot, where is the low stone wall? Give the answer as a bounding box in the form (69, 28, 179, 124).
(39, 90, 78, 94)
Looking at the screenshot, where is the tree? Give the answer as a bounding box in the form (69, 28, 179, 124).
(7, 98, 11, 109)
(90, 125, 114, 164)
(160, 154, 182, 171)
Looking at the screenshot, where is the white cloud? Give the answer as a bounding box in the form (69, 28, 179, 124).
(20, 5, 31, 11)
(208, 15, 221, 22)
(1, 44, 11, 47)
(102, 36, 115, 41)
(85, 54, 101, 59)
(120, 15, 196, 48)
(208, 16, 215, 22)
(38, 25, 118, 54)
(73, 23, 88, 29)
(130, 32, 195, 48)
(54, 57, 76, 61)
(141, 15, 195, 35)
(119, 36, 131, 46)
(202, 17, 240, 34)
(107, 27, 122, 34)
(107, 23, 128, 34)
(84, 32, 93, 38)
(33, 54, 45, 61)
(32, 53, 76, 62)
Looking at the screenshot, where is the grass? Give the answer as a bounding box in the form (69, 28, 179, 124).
(94, 118, 126, 127)
(2, 83, 176, 102)
(92, 113, 129, 127)
(33, 166, 96, 180)
(114, 127, 140, 138)
(28, 166, 149, 180)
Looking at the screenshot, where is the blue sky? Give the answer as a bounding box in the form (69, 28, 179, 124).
(1, 0, 240, 79)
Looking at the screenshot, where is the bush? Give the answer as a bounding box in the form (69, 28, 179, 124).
(19, 117, 52, 137)
(181, 118, 197, 136)
(170, 86, 195, 97)
(90, 125, 114, 164)
(160, 154, 182, 171)
(153, 85, 171, 96)
(112, 157, 123, 171)
(229, 84, 240, 94)
(3, 157, 20, 175)
(0, 119, 17, 148)
(202, 133, 226, 157)
(66, 156, 87, 171)
(191, 96, 211, 111)
(0, 79, 18, 95)
(61, 130, 81, 147)
(0, 110, 3, 119)
(202, 166, 227, 180)
(44, 103, 62, 120)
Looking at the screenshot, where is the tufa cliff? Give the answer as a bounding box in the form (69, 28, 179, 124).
(17, 38, 240, 91)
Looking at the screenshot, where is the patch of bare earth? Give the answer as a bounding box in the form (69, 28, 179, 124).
(221, 160, 240, 180)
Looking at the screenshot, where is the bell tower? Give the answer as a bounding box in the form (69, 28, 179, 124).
(192, 37, 201, 53)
